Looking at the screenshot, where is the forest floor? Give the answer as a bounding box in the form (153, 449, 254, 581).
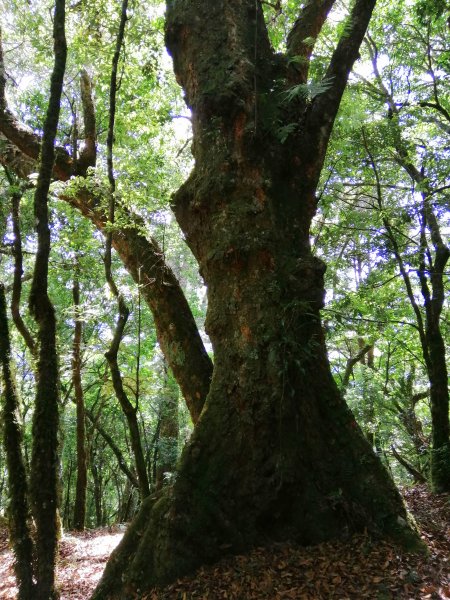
(0, 485, 448, 599)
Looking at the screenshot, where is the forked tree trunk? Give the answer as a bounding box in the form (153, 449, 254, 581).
(92, 2, 420, 597)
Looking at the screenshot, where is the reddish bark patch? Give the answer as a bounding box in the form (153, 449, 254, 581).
(233, 111, 247, 144)
(240, 324, 252, 342)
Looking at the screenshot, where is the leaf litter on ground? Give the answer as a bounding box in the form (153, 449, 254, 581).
(0, 485, 448, 599)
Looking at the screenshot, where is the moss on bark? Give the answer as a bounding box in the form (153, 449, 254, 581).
(91, 2, 423, 597)
(0, 283, 35, 599)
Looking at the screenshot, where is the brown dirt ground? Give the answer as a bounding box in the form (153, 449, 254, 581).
(0, 485, 448, 599)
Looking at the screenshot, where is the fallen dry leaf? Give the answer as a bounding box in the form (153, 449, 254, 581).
(0, 485, 448, 599)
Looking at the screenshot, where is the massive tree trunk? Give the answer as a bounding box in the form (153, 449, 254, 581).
(92, 2, 420, 597)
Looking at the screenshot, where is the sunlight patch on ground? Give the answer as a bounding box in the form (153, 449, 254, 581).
(0, 529, 123, 600)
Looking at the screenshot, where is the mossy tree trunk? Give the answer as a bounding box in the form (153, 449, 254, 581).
(92, 2, 421, 598)
(28, 2, 66, 598)
(72, 271, 88, 531)
(0, 284, 35, 599)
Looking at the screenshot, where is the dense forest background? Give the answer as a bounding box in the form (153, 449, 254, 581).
(0, 0, 449, 597)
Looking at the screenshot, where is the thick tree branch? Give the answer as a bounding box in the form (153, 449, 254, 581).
(0, 61, 212, 425)
(419, 100, 450, 124)
(0, 134, 35, 179)
(77, 70, 96, 173)
(0, 29, 72, 181)
(305, 0, 377, 174)
(286, 0, 336, 84)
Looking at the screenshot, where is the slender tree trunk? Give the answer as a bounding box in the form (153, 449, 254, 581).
(28, 2, 66, 597)
(426, 317, 450, 490)
(92, 2, 421, 597)
(0, 32, 212, 425)
(90, 444, 103, 528)
(72, 272, 87, 531)
(85, 407, 139, 490)
(0, 284, 35, 599)
(102, 0, 150, 501)
(63, 458, 74, 528)
(104, 345, 151, 499)
(363, 44, 450, 492)
(155, 368, 179, 490)
(10, 186, 37, 360)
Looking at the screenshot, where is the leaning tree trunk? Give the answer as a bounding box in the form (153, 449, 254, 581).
(92, 2, 420, 597)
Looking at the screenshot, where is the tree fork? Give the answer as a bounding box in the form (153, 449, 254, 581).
(92, 2, 422, 597)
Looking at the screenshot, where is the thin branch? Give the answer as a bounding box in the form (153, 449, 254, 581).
(323, 308, 419, 330)
(390, 446, 427, 484)
(341, 343, 373, 389)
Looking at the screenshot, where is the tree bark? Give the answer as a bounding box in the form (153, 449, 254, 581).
(91, 2, 421, 597)
(0, 284, 35, 599)
(72, 272, 88, 531)
(28, 2, 66, 597)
